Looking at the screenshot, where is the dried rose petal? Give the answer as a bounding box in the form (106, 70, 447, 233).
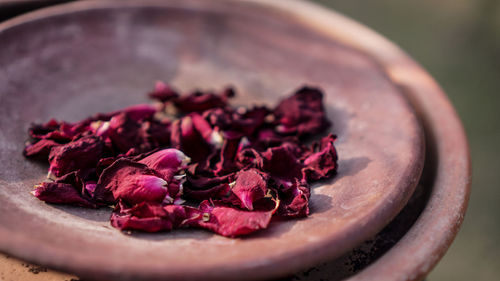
(148, 81, 179, 102)
(276, 180, 310, 218)
(263, 146, 304, 181)
(183, 183, 231, 202)
(192, 200, 274, 237)
(236, 148, 264, 170)
(48, 136, 105, 178)
(173, 87, 234, 113)
(214, 135, 241, 175)
(111, 201, 174, 232)
(120, 104, 157, 122)
(107, 113, 147, 154)
(302, 134, 338, 181)
(170, 115, 213, 162)
(32, 181, 97, 209)
(94, 159, 164, 204)
(138, 148, 190, 181)
(142, 120, 171, 148)
(23, 139, 60, 161)
(274, 86, 330, 137)
(231, 106, 270, 136)
(230, 169, 268, 211)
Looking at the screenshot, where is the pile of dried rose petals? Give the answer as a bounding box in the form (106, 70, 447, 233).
(24, 82, 338, 237)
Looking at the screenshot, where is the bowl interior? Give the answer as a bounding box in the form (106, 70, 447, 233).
(0, 1, 423, 280)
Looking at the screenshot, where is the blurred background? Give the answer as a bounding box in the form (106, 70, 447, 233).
(313, 0, 500, 280)
(0, 0, 498, 280)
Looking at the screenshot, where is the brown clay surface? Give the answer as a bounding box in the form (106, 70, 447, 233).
(0, 1, 424, 280)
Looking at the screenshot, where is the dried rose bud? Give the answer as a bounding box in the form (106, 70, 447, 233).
(95, 159, 161, 204)
(139, 148, 190, 181)
(112, 174, 169, 205)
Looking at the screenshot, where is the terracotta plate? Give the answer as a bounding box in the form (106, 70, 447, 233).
(0, 1, 424, 280)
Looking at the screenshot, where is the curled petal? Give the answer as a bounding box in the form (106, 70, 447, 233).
(32, 182, 97, 208)
(274, 86, 330, 137)
(48, 136, 104, 177)
(192, 200, 273, 237)
(95, 159, 163, 204)
(139, 148, 190, 181)
(230, 169, 268, 211)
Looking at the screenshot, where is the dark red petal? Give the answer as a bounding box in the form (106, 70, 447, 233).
(230, 169, 268, 211)
(263, 146, 303, 181)
(95, 159, 164, 204)
(108, 113, 148, 153)
(143, 120, 171, 148)
(23, 139, 60, 161)
(236, 148, 264, 170)
(183, 183, 231, 201)
(277, 181, 310, 218)
(173, 87, 234, 113)
(121, 104, 157, 122)
(215, 135, 241, 176)
(48, 136, 105, 177)
(170, 115, 213, 162)
(302, 134, 338, 181)
(193, 200, 273, 237)
(110, 201, 173, 232)
(274, 86, 330, 137)
(148, 81, 179, 102)
(32, 182, 97, 208)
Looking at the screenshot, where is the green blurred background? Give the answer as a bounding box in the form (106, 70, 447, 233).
(313, 0, 500, 280)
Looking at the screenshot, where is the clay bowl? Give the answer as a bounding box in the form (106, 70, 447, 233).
(0, 0, 439, 280)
